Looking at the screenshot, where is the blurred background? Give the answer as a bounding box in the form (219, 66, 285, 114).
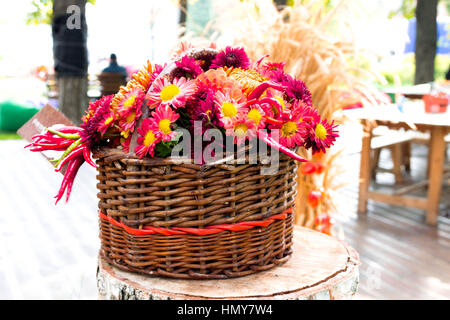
(0, 0, 449, 300)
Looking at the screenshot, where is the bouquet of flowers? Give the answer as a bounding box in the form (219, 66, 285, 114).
(26, 45, 338, 204)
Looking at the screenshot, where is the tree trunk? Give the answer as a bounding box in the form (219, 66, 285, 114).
(179, 0, 187, 36)
(414, 0, 437, 85)
(273, 0, 287, 11)
(97, 226, 360, 300)
(52, 0, 88, 125)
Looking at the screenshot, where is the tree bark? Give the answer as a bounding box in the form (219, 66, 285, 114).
(52, 0, 88, 125)
(273, 0, 287, 11)
(414, 0, 437, 85)
(179, 0, 187, 36)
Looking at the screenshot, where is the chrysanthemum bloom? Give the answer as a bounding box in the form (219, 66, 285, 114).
(270, 71, 312, 106)
(225, 113, 256, 145)
(172, 56, 203, 79)
(196, 68, 243, 101)
(149, 63, 165, 84)
(118, 106, 143, 133)
(259, 61, 286, 78)
(270, 111, 306, 149)
(147, 77, 195, 109)
(264, 88, 289, 115)
(303, 116, 339, 154)
(82, 94, 114, 123)
(121, 135, 131, 153)
(289, 100, 319, 123)
(210, 46, 250, 69)
(117, 87, 145, 118)
(188, 89, 220, 130)
(214, 91, 247, 128)
(98, 110, 116, 136)
(247, 104, 266, 129)
(172, 41, 194, 58)
(149, 105, 180, 141)
(135, 118, 162, 158)
(111, 61, 154, 111)
(192, 49, 217, 71)
(225, 67, 268, 96)
(80, 95, 114, 147)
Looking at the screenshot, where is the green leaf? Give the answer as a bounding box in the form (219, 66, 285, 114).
(154, 132, 183, 158)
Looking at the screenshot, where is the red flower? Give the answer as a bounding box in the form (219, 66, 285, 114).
(210, 46, 250, 69)
(80, 95, 114, 147)
(135, 118, 162, 158)
(303, 115, 339, 154)
(307, 190, 323, 208)
(315, 162, 325, 174)
(315, 213, 335, 236)
(300, 162, 316, 175)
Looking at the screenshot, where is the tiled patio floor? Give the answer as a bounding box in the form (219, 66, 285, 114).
(0, 139, 449, 299)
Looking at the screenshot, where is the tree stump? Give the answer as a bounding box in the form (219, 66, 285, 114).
(97, 226, 360, 300)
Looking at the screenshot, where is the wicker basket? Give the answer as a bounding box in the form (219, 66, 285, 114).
(93, 148, 297, 279)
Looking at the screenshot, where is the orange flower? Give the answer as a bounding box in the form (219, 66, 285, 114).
(111, 61, 154, 111)
(196, 68, 243, 101)
(225, 67, 268, 96)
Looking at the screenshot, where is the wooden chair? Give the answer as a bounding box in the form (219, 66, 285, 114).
(97, 72, 127, 96)
(370, 128, 415, 184)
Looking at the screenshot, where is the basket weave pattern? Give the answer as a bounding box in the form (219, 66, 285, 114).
(94, 148, 298, 279)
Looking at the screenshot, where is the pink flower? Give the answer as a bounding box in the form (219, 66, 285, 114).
(269, 110, 306, 148)
(147, 77, 196, 109)
(214, 91, 247, 128)
(225, 113, 257, 145)
(98, 110, 115, 136)
(172, 56, 203, 79)
(303, 114, 339, 154)
(247, 104, 266, 129)
(148, 105, 180, 141)
(135, 118, 162, 158)
(117, 87, 145, 117)
(118, 107, 142, 133)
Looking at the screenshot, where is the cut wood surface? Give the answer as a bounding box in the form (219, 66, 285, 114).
(97, 226, 360, 300)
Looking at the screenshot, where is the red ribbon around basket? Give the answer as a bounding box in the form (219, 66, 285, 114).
(99, 207, 292, 236)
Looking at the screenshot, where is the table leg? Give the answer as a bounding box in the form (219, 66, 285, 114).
(426, 126, 446, 226)
(358, 121, 373, 214)
(391, 143, 404, 184)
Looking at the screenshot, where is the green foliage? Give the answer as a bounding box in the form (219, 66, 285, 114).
(388, 0, 448, 19)
(154, 131, 183, 158)
(175, 108, 192, 130)
(26, 0, 96, 25)
(377, 53, 450, 87)
(26, 0, 53, 25)
(0, 130, 22, 140)
(435, 54, 450, 81)
(388, 0, 416, 19)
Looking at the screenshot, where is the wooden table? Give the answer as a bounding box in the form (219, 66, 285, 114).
(384, 82, 450, 100)
(96, 226, 360, 300)
(345, 103, 450, 226)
